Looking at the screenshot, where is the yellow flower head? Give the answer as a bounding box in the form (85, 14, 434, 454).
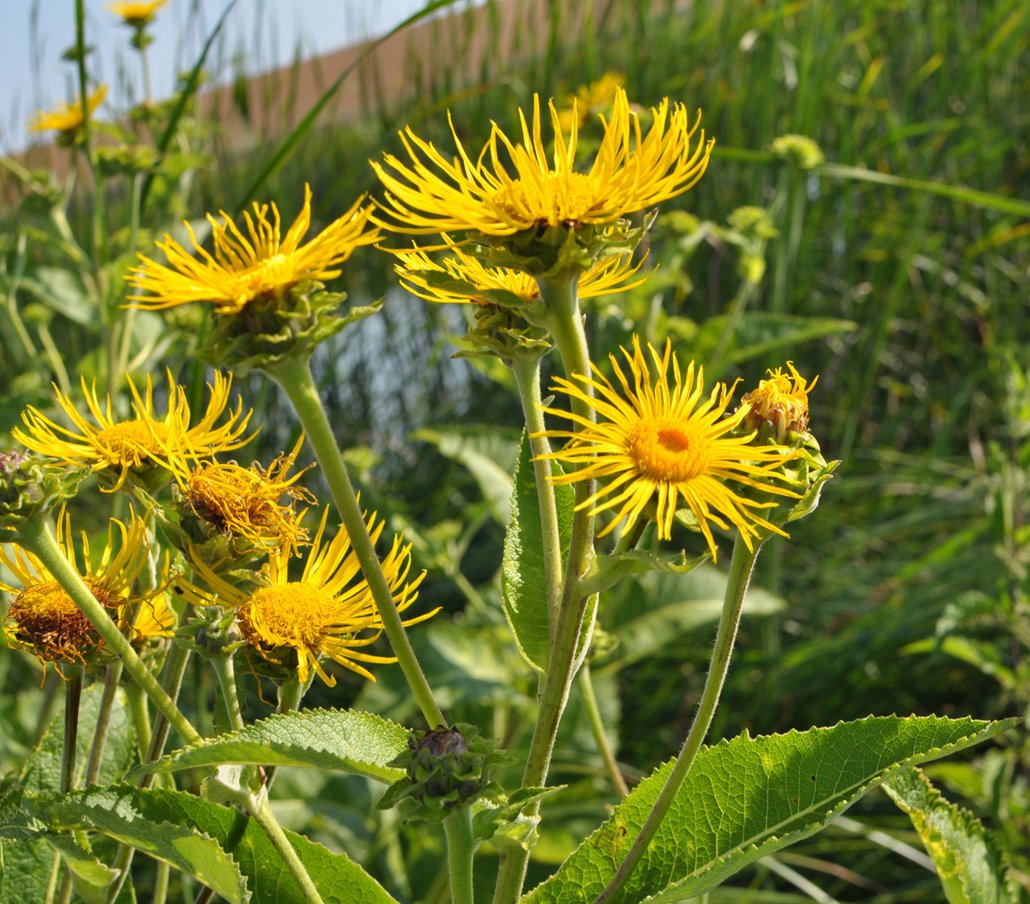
(556, 72, 627, 132)
(127, 185, 381, 315)
(392, 237, 651, 307)
(372, 85, 714, 237)
(107, 0, 166, 27)
(29, 85, 108, 136)
(1, 509, 157, 667)
(741, 363, 818, 443)
(13, 371, 255, 492)
(181, 508, 436, 685)
(534, 336, 799, 556)
(175, 437, 315, 556)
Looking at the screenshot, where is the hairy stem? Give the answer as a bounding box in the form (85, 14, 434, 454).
(594, 534, 761, 904)
(577, 664, 628, 798)
(494, 273, 596, 904)
(443, 807, 476, 904)
(266, 353, 444, 728)
(85, 661, 124, 785)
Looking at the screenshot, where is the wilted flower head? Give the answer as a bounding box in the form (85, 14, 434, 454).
(0, 509, 161, 669)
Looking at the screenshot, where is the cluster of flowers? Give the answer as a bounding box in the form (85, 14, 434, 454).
(9, 69, 822, 688)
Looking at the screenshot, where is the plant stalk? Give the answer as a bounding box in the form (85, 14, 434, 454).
(511, 354, 563, 642)
(443, 807, 476, 904)
(593, 534, 761, 904)
(85, 660, 124, 785)
(266, 353, 444, 728)
(494, 273, 597, 904)
(15, 519, 200, 746)
(578, 664, 628, 798)
(245, 793, 327, 904)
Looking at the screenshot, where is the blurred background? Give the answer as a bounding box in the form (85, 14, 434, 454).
(1, 0, 1028, 899)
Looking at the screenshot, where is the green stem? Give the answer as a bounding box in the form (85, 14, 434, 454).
(443, 807, 476, 904)
(494, 274, 597, 904)
(245, 793, 326, 904)
(262, 676, 309, 792)
(511, 354, 563, 642)
(85, 661, 124, 785)
(15, 519, 200, 746)
(61, 668, 83, 795)
(577, 664, 628, 798)
(266, 353, 444, 728)
(56, 669, 83, 904)
(593, 534, 761, 904)
(125, 679, 152, 762)
(212, 655, 246, 733)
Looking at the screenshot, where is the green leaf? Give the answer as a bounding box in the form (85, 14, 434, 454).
(882, 767, 1017, 904)
(523, 715, 1015, 904)
(20, 267, 93, 325)
(580, 549, 710, 597)
(47, 835, 118, 904)
(24, 787, 248, 903)
(0, 837, 53, 904)
(26, 784, 399, 904)
(131, 709, 409, 784)
(414, 426, 520, 525)
(502, 433, 575, 672)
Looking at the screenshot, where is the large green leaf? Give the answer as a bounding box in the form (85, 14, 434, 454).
(882, 767, 1017, 904)
(132, 709, 409, 784)
(524, 715, 1014, 904)
(502, 433, 575, 672)
(25, 785, 398, 904)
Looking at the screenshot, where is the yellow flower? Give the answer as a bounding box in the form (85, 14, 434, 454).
(108, 0, 166, 27)
(174, 437, 315, 555)
(180, 508, 436, 685)
(1, 509, 159, 668)
(127, 185, 381, 315)
(533, 336, 799, 556)
(372, 85, 714, 237)
(741, 362, 818, 443)
(392, 237, 651, 306)
(13, 371, 255, 492)
(556, 72, 627, 132)
(29, 85, 108, 136)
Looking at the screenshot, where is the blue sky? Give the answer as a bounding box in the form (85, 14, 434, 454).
(2, 0, 435, 153)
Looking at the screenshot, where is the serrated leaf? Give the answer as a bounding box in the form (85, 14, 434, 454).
(414, 426, 519, 525)
(0, 837, 53, 904)
(131, 709, 409, 784)
(47, 835, 118, 904)
(25, 787, 248, 903)
(524, 715, 1015, 904)
(27, 784, 398, 904)
(882, 767, 1016, 904)
(502, 433, 575, 672)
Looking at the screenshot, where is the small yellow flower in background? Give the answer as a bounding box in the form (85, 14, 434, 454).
(533, 336, 799, 556)
(175, 437, 315, 555)
(14, 371, 255, 492)
(0, 509, 158, 668)
(127, 185, 381, 315)
(108, 0, 166, 27)
(741, 363, 818, 443)
(29, 85, 108, 137)
(180, 508, 436, 685)
(392, 238, 651, 306)
(556, 71, 627, 132)
(372, 85, 714, 237)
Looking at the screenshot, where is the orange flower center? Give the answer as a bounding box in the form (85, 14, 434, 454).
(243, 582, 336, 648)
(628, 418, 711, 483)
(95, 420, 170, 465)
